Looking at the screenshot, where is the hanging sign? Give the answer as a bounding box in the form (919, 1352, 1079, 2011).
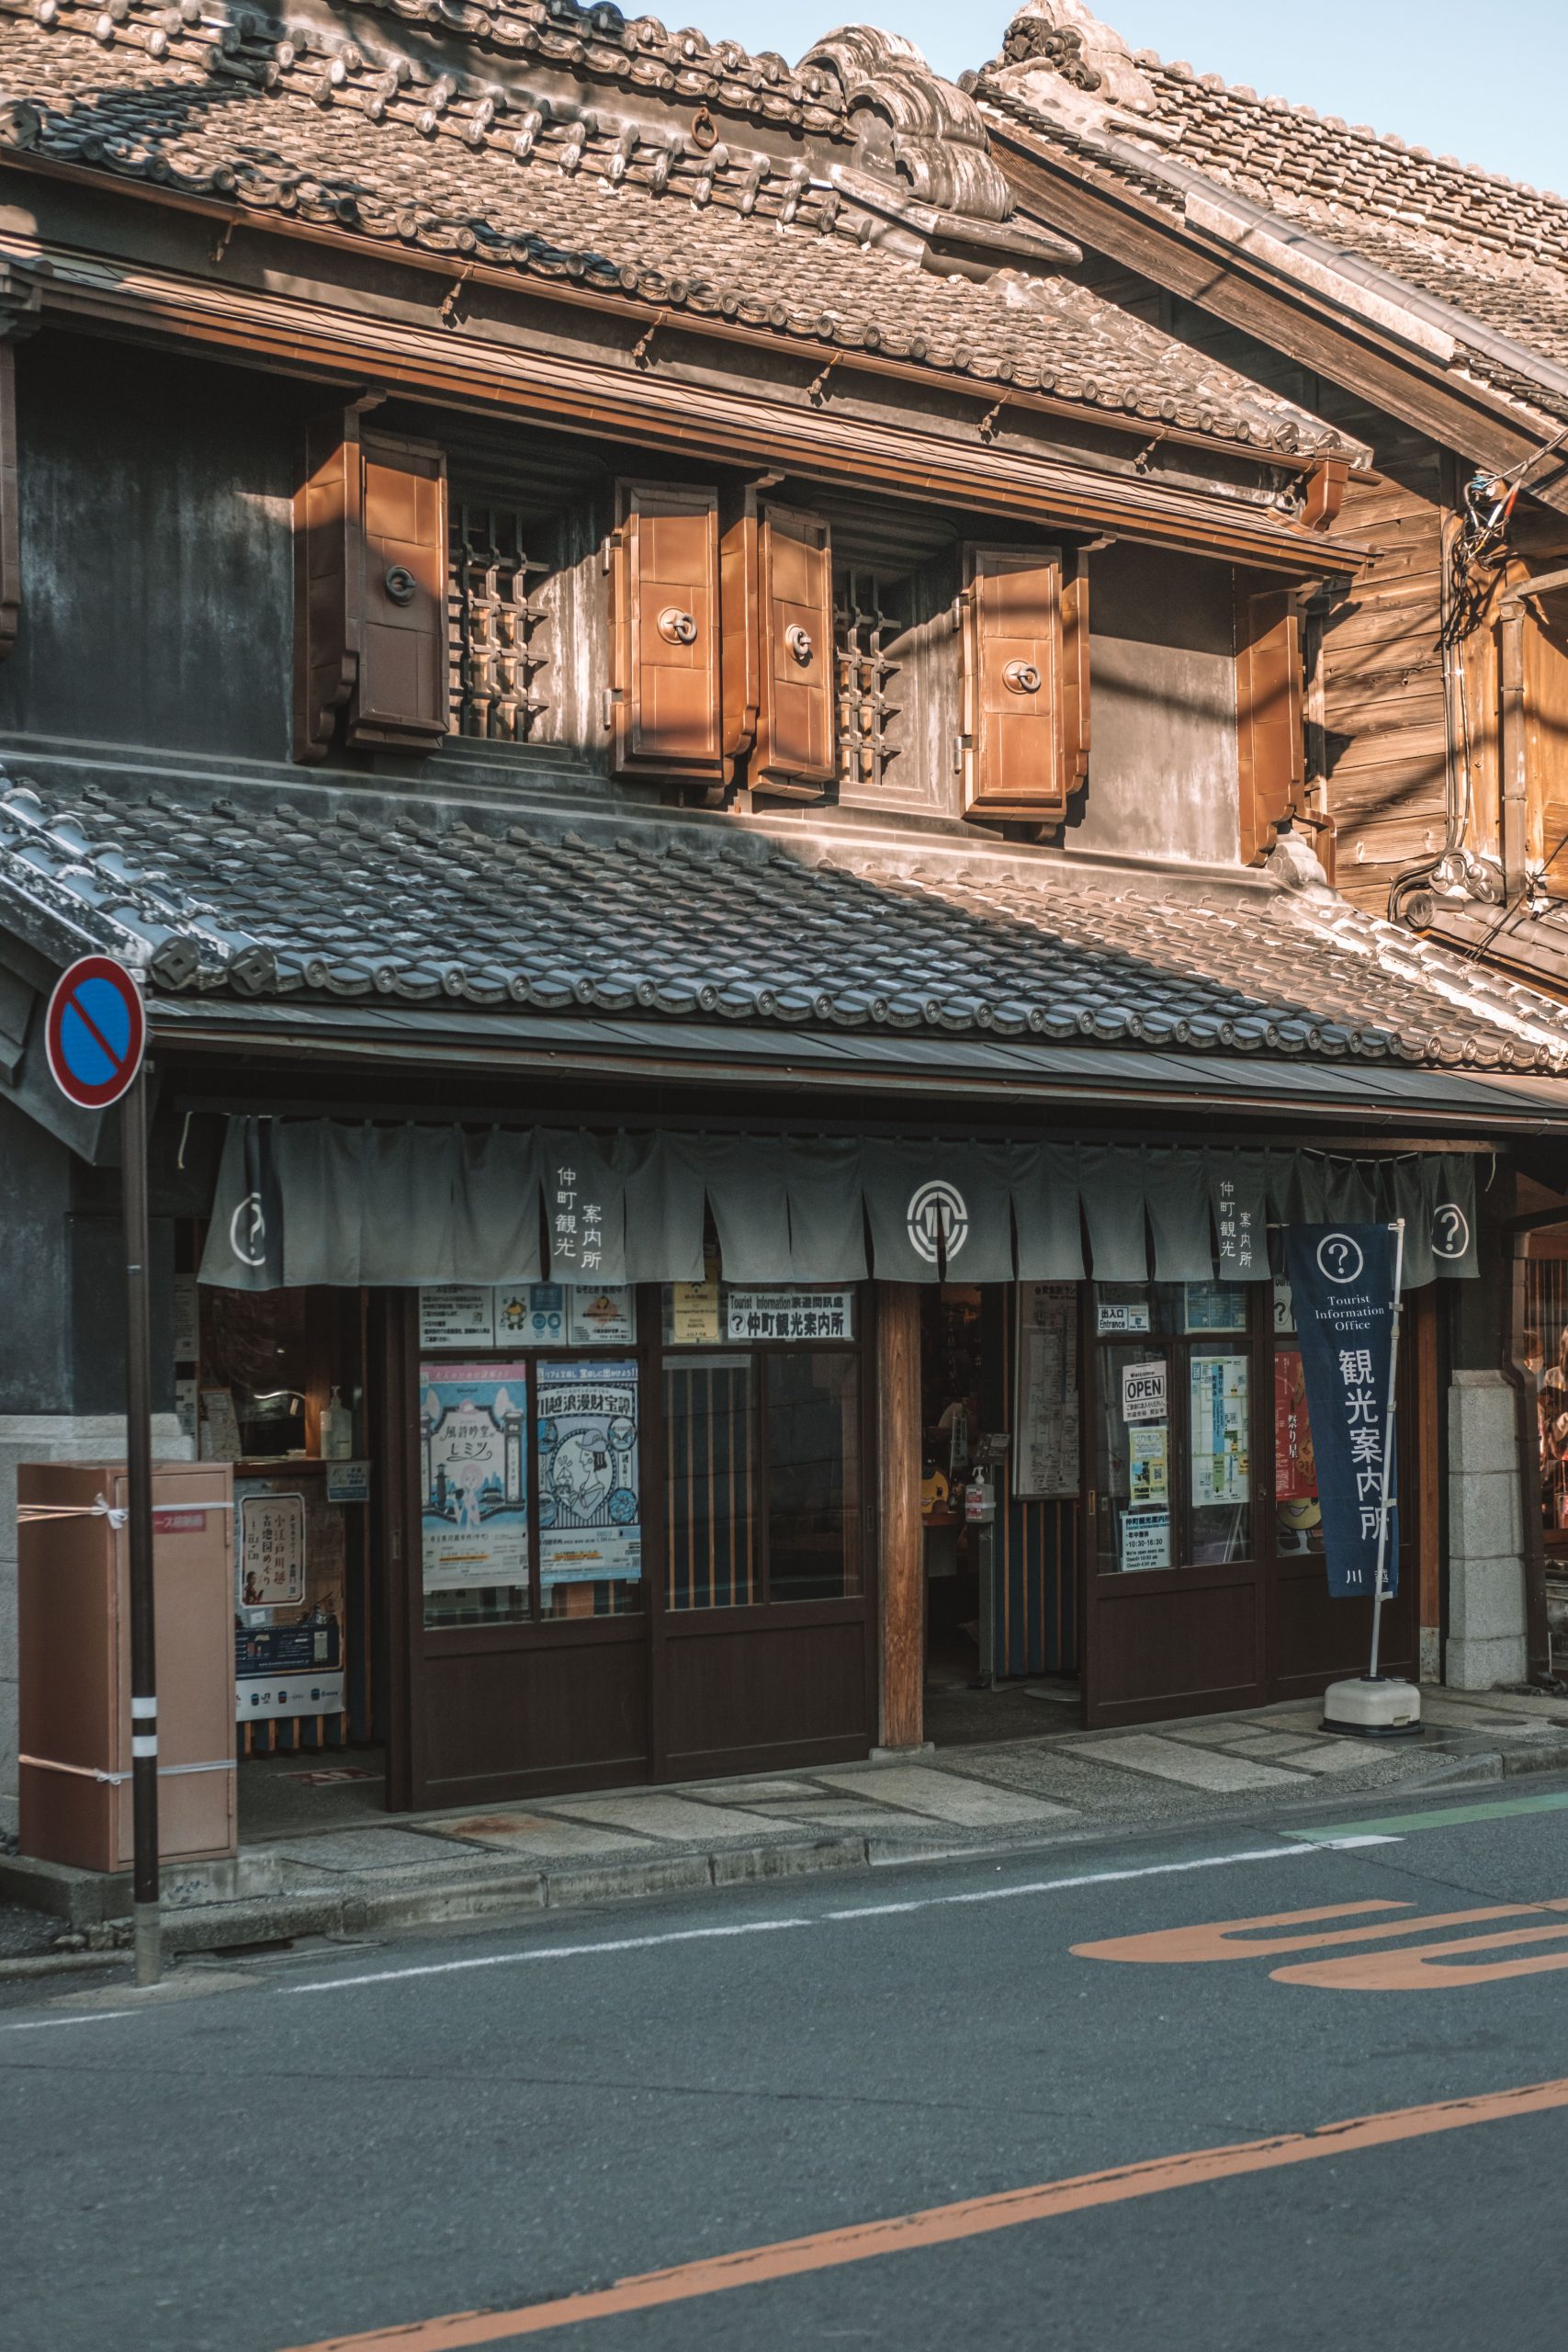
(726, 1289, 854, 1342)
(1121, 1362, 1168, 1423)
(44, 954, 146, 1110)
(1281, 1224, 1399, 1599)
(1013, 1283, 1078, 1499)
(536, 1360, 641, 1585)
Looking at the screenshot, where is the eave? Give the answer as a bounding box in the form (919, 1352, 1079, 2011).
(0, 158, 1368, 575)
(990, 119, 1568, 521)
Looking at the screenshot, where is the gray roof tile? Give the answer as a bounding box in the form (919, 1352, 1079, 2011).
(4, 769, 1568, 1076)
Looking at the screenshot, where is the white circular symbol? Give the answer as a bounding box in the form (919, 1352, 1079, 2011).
(1432, 1203, 1470, 1261)
(1315, 1231, 1364, 1285)
(907, 1180, 969, 1265)
(230, 1192, 267, 1269)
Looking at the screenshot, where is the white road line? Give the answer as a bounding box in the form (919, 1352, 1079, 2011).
(3, 2010, 135, 2031)
(285, 1834, 1398, 1996)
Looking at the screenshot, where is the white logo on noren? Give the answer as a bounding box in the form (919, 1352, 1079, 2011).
(231, 1193, 267, 1269)
(1315, 1231, 1364, 1286)
(1432, 1203, 1470, 1261)
(907, 1180, 969, 1264)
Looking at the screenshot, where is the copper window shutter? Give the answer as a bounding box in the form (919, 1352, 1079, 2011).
(610, 481, 724, 783)
(959, 546, 1081, 824)
(754, 505, 835, 797)
(292, 413, 449, 763)
(1235, 571, 1304, 865)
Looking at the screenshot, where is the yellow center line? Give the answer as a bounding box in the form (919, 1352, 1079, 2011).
(278, 2073, 1568, 2351)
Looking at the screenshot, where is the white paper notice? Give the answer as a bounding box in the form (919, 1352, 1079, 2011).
(1121, 1509, 1171, 1572)
(418, 1286, 496, 1350)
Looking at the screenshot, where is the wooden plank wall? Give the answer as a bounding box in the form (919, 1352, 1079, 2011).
(1316, 398, 1451, 913)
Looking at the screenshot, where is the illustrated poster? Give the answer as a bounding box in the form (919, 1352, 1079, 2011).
(569, 1285, 638, 1346)
(536, 1360, 641, 1586)
(235, 1476, 346, 1724)
(1129, 1425, 1168, 1508)
(420, 1363, 529, 1592)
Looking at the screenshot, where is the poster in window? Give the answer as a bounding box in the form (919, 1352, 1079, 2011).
(418, 1286, 496, 1350)
(1128, 1424, 1168, 1508)
(1182, 1282, 1247, 1334)
(1012, 1283, 1078, 1499)
(664, 1277, 721, 1345)
(420, 1363, 529, 1592)
(238, 1491, 306, 1610)
(569, 1285, 638, 1346)
(1273, 1350, 1317, 1501)
(536, 1359, 641, 1585)
(1120, 1509, 1171, 1571)
(1190, 1354, 1250, 1506)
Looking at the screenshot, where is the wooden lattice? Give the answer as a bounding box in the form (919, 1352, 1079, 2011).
(448, 503, 550, 740)
(834, 568, 906, 794)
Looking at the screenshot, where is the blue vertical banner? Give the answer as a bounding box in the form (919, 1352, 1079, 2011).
(1281, 1224, 1400, 1600)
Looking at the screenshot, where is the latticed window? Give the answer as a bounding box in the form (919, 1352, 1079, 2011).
(448, 503, 549, 740)
(834, 567, 910, 795)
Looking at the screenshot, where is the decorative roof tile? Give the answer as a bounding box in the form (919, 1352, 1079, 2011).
(3, 771, 1566, 1074)
(0, 0, 1354, 455)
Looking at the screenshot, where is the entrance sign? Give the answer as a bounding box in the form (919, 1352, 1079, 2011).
(45, 954, 146, 1109)
(1281, 1223, 1399, 1600)
(726, 1288, 854, 1342)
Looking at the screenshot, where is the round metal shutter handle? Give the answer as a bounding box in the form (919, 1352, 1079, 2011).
(384, 565, 418, 605)
(785, 624, 814, 664)
(1003, 660, 1042, 694)
(658, 606, 699, 646)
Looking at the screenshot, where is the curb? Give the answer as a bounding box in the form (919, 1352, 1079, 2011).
(6, 1739, 1568, 1980)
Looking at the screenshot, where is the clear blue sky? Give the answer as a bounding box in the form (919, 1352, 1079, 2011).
(705, 3, 1568, 199)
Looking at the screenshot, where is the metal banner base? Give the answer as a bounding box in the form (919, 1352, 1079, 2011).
(1322, 1674, 1424, 1738)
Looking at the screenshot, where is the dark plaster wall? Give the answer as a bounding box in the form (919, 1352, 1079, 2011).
(0, 1096, 175, 1417)
(1071, 542, 1239, 865)
(0, 332, 298, 762)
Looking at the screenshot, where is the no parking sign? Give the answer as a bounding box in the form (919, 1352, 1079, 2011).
(45, 954, 146, 1109)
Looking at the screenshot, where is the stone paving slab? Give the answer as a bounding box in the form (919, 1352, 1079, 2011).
(437, 1815, 658, 1861)
(1061, 1735, 1312, 1792)
(536, 1792, 782, 1842)
(264, 1828, 486, 1872)
(811, 1764, 1077, 1826)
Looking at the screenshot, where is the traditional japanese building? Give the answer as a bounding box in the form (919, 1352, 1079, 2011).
(1, 2, 1565, 1837)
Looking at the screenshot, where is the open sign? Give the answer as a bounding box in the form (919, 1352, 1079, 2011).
(1121, 1362, 1168, 1423)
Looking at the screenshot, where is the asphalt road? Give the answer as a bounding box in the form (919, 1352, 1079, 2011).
(6, 1778, 1568, 2352)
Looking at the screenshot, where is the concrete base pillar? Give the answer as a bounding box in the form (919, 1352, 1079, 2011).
(0, 1412, 194, 1828)
(1444, 1371, 1528, 1690)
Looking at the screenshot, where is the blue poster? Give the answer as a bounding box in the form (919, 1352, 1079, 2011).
(1280, 1225, 1399, 1600)
(536, 1360, 641, 1586)
(420, 1363, 529, 1593)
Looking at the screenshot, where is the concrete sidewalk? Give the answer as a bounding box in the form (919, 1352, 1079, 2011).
(5, 1682, 1568, 1971)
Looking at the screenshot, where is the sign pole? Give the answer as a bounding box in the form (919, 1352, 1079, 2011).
(120, 1060, 160, 1987)
(1365, 1218, 1405, 1687)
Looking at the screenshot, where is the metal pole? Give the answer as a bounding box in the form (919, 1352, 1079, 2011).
(121, 1062, 160, 1988)
(1367, 1218, 1405, 1684)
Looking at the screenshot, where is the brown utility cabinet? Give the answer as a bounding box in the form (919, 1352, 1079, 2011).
(17, 1461, 236, 1871)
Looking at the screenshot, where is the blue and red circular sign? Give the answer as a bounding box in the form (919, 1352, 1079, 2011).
(45, 955, 146, 1109)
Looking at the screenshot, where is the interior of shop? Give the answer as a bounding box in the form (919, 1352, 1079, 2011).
(920, 1283, 1083, 1744)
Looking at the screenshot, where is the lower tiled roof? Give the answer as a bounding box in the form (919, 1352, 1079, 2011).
(3, 771, 1568, 1076)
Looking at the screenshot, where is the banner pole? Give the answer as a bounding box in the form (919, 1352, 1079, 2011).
(121, 1060, 161, 1988)
(1366, 1218, 1405, 1685)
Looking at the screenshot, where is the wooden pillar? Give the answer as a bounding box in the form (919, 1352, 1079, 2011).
(875, 1282, 924, 1751)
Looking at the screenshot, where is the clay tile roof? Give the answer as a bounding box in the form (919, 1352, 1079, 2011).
(978, 3, 1568, 427)
(0, 0, 1356, 458)
(4, 768, 1567, 1075)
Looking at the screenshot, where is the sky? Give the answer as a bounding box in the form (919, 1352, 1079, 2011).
(698, 2, 1568, 200)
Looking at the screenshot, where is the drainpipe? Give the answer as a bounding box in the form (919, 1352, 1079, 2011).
(1499, 565, 1568, 902)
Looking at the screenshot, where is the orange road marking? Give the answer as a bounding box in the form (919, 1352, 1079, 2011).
(1275, 1917, 1568, 1991)
(278, 2075, 1568, 2352)
(1072, 1899, 1558, 1966)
